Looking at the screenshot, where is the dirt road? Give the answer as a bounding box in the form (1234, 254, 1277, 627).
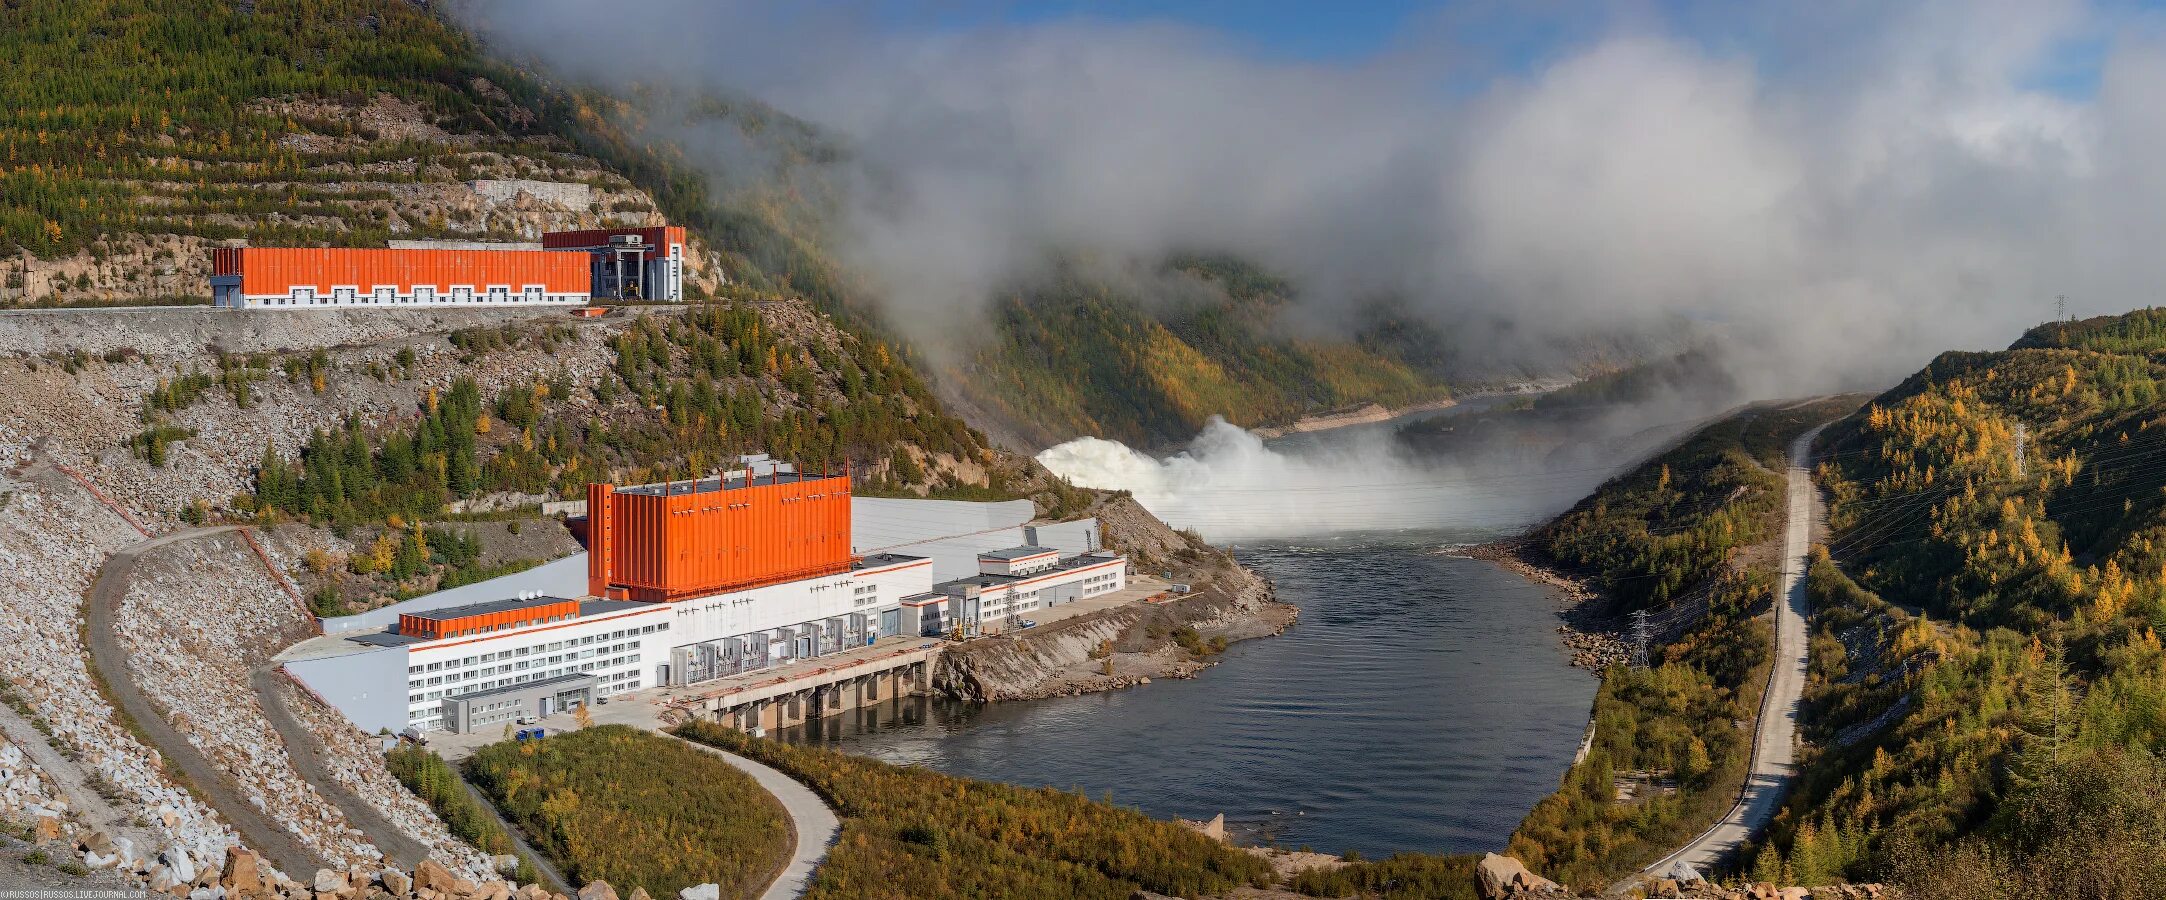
(81, 526, 328, 877)
(1640, 424, 1822, 880)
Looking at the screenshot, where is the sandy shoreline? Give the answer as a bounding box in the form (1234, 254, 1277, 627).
(1248, 397, 1459, 438)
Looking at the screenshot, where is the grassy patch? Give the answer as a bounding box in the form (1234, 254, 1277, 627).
(385, 745, 542, 885)
(675, 719, 1274, 900)
(463, 726, 790, 899)
(1289, 854, 1480, 900)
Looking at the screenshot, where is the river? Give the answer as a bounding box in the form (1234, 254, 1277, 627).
(773, 529, 1597, 857)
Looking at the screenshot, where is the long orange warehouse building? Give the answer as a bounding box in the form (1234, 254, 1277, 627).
(211, 247, 592, 308)
(209, 226, 689, 308)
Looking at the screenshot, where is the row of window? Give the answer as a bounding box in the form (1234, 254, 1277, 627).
(258, 285, 577, 306)
(407, 623, 668, 676)
(410, 641, 638, 688)
(407, 654, 642, 706)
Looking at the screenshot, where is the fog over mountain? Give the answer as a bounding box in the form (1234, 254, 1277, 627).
(458, 0, 2150, 400)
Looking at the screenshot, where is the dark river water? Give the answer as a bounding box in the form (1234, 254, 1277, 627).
(773, 532, 1597, 857)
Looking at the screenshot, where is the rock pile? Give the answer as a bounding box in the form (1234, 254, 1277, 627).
(74, 839, 546, 900)
(1649, 878, 1891, 899)
(1558, 625, 1629, 670)
(1476, 853, 1566, 899)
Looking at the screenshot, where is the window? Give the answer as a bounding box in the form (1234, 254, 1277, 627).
(408, 665, 422, 674)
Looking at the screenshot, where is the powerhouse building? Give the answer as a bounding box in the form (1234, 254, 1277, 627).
(282, 457, 1127, 734)
(209, 226, 687, 309)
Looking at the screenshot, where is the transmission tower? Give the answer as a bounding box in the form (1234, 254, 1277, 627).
(2057, 294, 2068, 322)
(1630, 609, 1652, 669)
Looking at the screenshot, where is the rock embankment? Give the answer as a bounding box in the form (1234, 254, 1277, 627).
(0, 452, 239, 876)
(1473, 854, 1891, 900)
(114, 529, 493, 876)
(936, 561, 1294, 702)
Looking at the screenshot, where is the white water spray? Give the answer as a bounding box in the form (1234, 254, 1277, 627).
(1036, 416, 1609, 542)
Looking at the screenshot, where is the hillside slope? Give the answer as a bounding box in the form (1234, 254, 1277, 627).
(0, 1, 1277, 894)
(1746, 308, 2166, 890)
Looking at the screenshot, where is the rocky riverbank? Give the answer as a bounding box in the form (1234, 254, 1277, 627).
(1248, 398, 1458, 439)
(1459, 539, 1629, 672)
(935, 561, 1297, 702)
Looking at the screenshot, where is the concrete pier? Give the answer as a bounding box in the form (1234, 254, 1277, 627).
(675, 644, 940, 734)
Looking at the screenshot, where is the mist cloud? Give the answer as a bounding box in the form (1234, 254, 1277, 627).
(455, 0, 2160, 397)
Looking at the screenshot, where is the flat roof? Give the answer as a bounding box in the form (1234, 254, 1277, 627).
(578, 598, 656, 616)
(979, 545, 1058, 560)
(407, 594, 575, 623)
(936, 551, 1123, 594)
(856, 553, 928, 570)
(347, 631, 426, 648)
(615, 470, 842, 497)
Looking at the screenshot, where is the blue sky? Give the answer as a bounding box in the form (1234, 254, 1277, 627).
(887, 0, 2128, 99)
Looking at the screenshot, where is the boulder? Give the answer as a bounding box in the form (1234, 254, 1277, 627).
(1778, 890, 1810, 900)
(315, 869, 351, 895)
(222, 848, 265, 897)
(163, 846, 198, 886)
(379, 870, 410, 897)
(151, 864, 185, 894)
(473, 882, 511, 900)
(676, 886, 719, 900)
(1662, 860, 1702, 884)
(85, 830, 116, 855)
(84, 849, 119, 870)
(414, 861, 461, 895)
(1474, 853, 1560, 900)
(576, 882, 618, 900)
(626, 889, 651, 900)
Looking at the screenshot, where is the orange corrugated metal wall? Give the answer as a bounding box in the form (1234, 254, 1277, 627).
(402, 598, 578, 639)
(234, 248, 589, 296)
(591, 473, 854, 601)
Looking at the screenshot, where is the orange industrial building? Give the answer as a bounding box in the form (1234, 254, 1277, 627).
(586, 464, 855, 602)
(285, 452, 1130, 734)
(210, 247, 592, 308)
(397, 595, 580, 641)
(210, 226, 688, 309)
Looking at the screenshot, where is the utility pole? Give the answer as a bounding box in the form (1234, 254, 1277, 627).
(1630, 609, 1652, 669)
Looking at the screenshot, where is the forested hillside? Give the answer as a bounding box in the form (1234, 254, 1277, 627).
(1744, 308, 2166, 891)
(1500, 398, 1857, 887)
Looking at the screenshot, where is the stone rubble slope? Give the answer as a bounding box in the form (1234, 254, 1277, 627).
(0, 308, 631, 891)
(0, 437, 242, 881)
(118, 533, 418, 872)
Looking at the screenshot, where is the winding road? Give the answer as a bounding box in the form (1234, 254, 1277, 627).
(668, 735, 839, 900)
(83, 522, 442, 877)
(1639, 425, 1821, 881)
(81, 525, 329, 878)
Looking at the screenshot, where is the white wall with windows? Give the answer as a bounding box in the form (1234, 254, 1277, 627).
(401, 605, 672, 731)
(222, 283, 588, 309)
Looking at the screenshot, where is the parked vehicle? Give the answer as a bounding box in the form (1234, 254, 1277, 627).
(1020, 619, 1040, 629)
(596, 696, 610, 705)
